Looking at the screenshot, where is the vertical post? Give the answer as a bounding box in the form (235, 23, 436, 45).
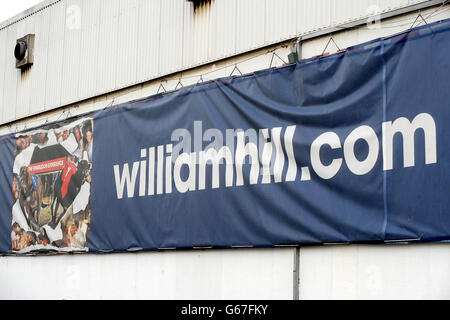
(295, 36, 302, 61)
(289, 47, 303, 296)
(293, 246, 300, 300)
(288, 37, 302, 64)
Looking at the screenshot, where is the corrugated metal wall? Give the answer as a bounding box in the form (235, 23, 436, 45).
(0, 0, 431, 124)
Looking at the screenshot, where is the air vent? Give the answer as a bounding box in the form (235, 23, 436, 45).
(15, 34, 35, 69)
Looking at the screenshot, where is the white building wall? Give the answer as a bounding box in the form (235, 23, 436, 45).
(0, 2, 449, 300)
(2, 243, 450, 300)
(0, 248, 294, 300)
(2, 3, 448, 134)
(0, 0, 436, 125)
(299, 244, 450, 300)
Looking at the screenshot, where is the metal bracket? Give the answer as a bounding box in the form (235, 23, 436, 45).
(288, 37, 302, 63)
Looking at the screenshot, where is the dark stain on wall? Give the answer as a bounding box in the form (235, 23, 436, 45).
(189, 0, 212, 12)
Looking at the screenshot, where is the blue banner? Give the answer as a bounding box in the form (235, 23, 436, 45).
(1, 19, 449, 254)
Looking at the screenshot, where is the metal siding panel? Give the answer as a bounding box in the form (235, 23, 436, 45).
(96, 0, 120, 95)
(265, 0, 278, 44)
(159, 0, 184, 74)
(235, 0, 245, 53)
(0, 30, 7, 123)
(44, 0, 66, 110)
(328, 0, 414, 27)
(196, 1, 210, 65)
(136, 0, 161, 81)
(203, 1, 213, 64)
(236, 0, 265, 53)
(207, 0, 217, 61)
(0, 0, 442, 125)
(387, 0, 411, 11)
(2, 24, 19, 122)
(115, 0, 139, 89)
(296, 0, 308, 35)
(182, 1, 194, 68)
(15, 17, 36, 119)
(317, 0, 332, 30)
(284, 0, 299, 39)
(213, 0, 237, 59)
(61, 0, 82, 106)
(29, 9, 51, 116)
(183, 0, 211, 68)
(265, 0, 298, 44)
(77, 0, 101, 99)
(329, 0, 350, 26)
(409, 0, 429, 4)
(297, 0, 331, 35)
(350, 0, 369, 18)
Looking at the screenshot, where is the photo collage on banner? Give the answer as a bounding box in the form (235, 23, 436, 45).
(11, 117, 93, 253)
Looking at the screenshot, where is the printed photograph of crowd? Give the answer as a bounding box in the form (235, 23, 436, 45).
(11, 117, 93, 253)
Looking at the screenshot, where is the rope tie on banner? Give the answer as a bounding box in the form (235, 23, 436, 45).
(193, 75, 204, 89)
(410, 11, 429, 30)
(321, 35, 340, 57)
(157, 81, 167, 94)
(425, 0, 450, 21)
(174, 78, 184, 90)
(269, 51, 287, 68)
(55, 110, 66, 121)
(230, 64, 243, 77)
(103, 98, 115, 111)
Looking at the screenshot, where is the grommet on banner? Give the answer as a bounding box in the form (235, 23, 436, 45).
(269, 51, 287, 68)
(321, 35, 340, 57)
(230, 64, 243, 77)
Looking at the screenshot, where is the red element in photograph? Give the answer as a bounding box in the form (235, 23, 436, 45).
(27, 157, 67, 175)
